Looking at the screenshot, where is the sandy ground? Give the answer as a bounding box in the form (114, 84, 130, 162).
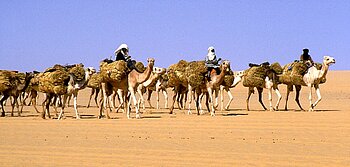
(0, 71, 349, 166)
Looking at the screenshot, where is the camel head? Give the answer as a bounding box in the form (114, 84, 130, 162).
(147, 58, 155, 68)
(153, 67, 166, 75)
(234, 70, 244, 78)
(219, 60, 230, 72)
(85, 67, 96, 79)
(323, 56, 335, 66)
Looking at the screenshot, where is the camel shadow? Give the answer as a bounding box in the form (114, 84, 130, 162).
(222, 113, 248, 117)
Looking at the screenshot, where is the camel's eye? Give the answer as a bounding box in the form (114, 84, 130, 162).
(326, 58, 329, 61)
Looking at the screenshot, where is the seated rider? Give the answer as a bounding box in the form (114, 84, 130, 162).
(114, 43, 137, 70)
(300, 48, 314, 67)
(205, 46, 221, 80)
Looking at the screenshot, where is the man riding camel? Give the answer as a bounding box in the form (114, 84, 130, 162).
(205, 46, 221, 80)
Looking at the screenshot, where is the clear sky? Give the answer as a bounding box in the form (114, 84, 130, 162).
(1, 0, 349, 72)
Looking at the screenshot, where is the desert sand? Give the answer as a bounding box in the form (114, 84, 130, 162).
(0, 71, 349, 166)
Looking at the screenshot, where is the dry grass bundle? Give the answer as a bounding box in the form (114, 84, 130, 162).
(87, 73, 103, 89)
(68, 66, 85, 81)
(167, 60, 189, 87)
(0, 70, 16, 92)
(38, 69, 69, 95)
(270, 62, 283, 74)
(279, 62, 308, 85)
(185, 61, 207, 88)
(100, 60, 128, 83)
(135, 62, 146, 73)
(243, 66, 269, 88)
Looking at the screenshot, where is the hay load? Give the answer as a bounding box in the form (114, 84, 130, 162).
(243, 65, 269, 88)
(38, 69, 70, 95)
(68, 66, 85, 81)
(270, 62, 283, 75)
(100, 60, 128, 83)
(167, 60, 189, 87)
(135, 62, 146, 73)
(185, 61, 207, 88)
(279, 61, 308, 85)
(0, 70, 17, 92)
(87, 73, 103, 88)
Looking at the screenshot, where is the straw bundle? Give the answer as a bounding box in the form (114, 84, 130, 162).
(167, 60, 189, 87)
(185, 61, 207, 88)
(0, 70, 16, 92)
(243, 66, 269, 88)
(87, 73, 103, 89)
(38, 69, 69, 95)
(100, 60, 128, 83)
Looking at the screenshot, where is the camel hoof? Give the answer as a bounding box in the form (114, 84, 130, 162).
(187, 110, 192, 115)
(136, 114, 141, 119)
(199, 110, 205, 115)
(210, 112, 215, 117)
(106, 115, 111, 119)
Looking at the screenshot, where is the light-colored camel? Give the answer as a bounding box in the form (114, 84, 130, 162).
(219, 70, 244, 111)
(137, 67, 166, 110)
(244, 64, 282, 111)
(101, 58, 154, 119)
(300, 56, 335, 111)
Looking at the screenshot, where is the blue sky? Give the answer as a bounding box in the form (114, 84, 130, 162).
(1, 0, 349, 71)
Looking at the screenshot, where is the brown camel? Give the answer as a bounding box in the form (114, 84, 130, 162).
(100, 58, 154, 119)
(0, 71, 33, 117)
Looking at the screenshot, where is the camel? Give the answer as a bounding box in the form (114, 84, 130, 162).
(137, 67, 166, 110)
(100, 58, 154, 119)
(31, 65, 94, 119)
(281, 56, 335, 111)
(168, 60, 189, 114)
(219, 70, 245, 111)
(196, 60, 230, 116)
(86, 71, 103, 108)
(243, 63, 282, 111)
(0, 71, 33, 117)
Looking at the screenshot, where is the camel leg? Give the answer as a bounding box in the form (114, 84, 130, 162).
(147, 89, 154, 109)
(295, 85, 304, 111)
(163, 89, 168, 109)
(205, 92, 210, 114)
(0, 95, 9, 117)
(169, 89, 177, 114)
(220, 86, 224, 111)
(58, 95, 68, 120)
(137, 86, 145, 110)
(73, 91, 80, 119)
(31, 91, 40, 113)
(101, 83, 110, 119)
(311, 85, 322, 111)
(273, 88, 282, 111)
(246, 87, 254, 111)
(128, 88, 139, 119)
(11, 96, 16, 117)
(94, 89, 100, 108)
(308, 85, 313, 112)
(225, 89, 233, 111)
(187, 86, 193, 115)
(44, 94, 52, 119)
(207, 88, 215, 116)
(284, 85, 292, 111)
(87, 88, 95, 108)
(214, 89, 219, 110)
(267, 88, 273, 111)
(258, 87, 267, 111)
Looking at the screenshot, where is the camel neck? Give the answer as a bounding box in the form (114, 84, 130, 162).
(137, 64, 153, 83)
(319, 62, 329, 79)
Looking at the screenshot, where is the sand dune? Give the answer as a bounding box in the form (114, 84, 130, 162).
(0, 71, 349, 166)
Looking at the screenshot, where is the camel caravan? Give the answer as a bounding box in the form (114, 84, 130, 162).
(0, 45, 336, 119)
